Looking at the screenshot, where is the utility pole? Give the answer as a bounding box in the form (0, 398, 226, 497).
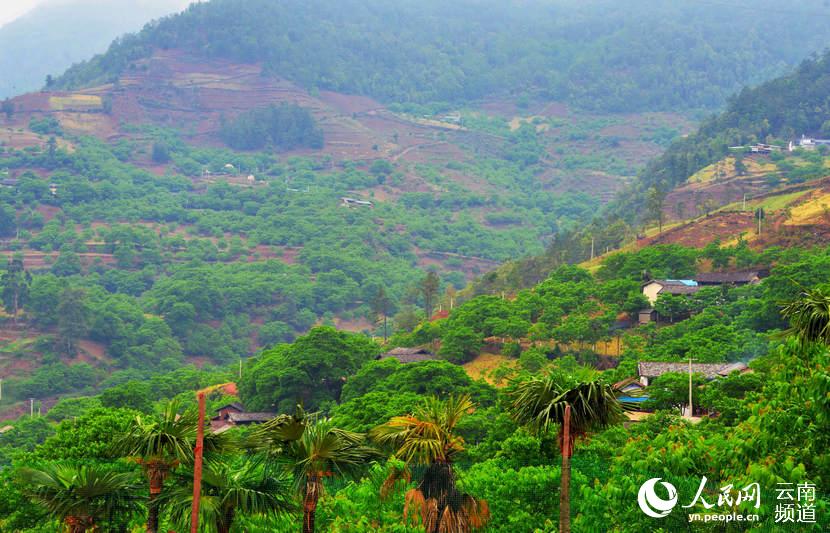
(743, 193, 747, 211)
(758, 208, 762, 235)
(190, 392, 206, 533)
(560, 404, 572, 533)
(687, 357, 696, 418)
(30, 398, 34, 417)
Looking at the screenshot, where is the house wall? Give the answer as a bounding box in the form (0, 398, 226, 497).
(217, 406, 243, 420)
(639, 310, 656, 325)
(642, 282, 663, 306)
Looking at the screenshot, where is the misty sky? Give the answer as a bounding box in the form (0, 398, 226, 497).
(0, 0, 194, 28)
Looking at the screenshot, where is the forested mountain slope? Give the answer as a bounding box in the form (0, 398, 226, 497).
(0, 0, 828, 420)
(468, 49, 830, 294)
(53, 0, 830, 113)
(0, 41, 678, 405)
(619, 49, 830, 220)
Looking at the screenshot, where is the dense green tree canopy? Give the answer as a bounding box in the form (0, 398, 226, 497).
(239, 326, 381, 412)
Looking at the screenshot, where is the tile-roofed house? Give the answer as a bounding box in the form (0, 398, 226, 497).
(341, 197, 374, 208)
(641, 279, 700, 306)
(638, 308, 658, 325)
(431, 310, 450, 321)
(227, 412, 275, 424)
(613, 377, 649, 406)
(716, 362, 751, 376)
(379, 347, 437, 364)
(695, 271, 762, 286)
(638, 361, 749, 386)
(210, 403, 275, 432)
(614, 377, 645, 391)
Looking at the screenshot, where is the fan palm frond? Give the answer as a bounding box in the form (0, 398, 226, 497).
(287, 417, 378, 493)
(370, 394, 472, 465)
(163, 458, 294, 533)
(509, 377, 624, 438)
(781, 286, 830, 346)
(18, 464, 142, 529)
(372, 395, 488, 532)
(248, 407, 307, 456)
(114, 400, 199, 465)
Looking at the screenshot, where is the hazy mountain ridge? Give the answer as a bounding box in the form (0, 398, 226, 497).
(0, 0, 190, 99)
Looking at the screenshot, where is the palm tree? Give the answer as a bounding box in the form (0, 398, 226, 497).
(248, 410, 308, 458)
(163, 458, 295, 533)
(254, 415, 377, 533)
(370, 395, 489, 533)
(114, 400, 198, 533)
(781, 286, 830, 345)
(509, 377, 624, 533)
(17, 464, 142, 533)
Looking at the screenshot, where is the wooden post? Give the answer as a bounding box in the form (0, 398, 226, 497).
(190, 392, 206, 533)
(687, 357, 694, 418)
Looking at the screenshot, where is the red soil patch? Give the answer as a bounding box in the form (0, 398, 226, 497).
(248, 245, 279, 262)
(754, 223, 830, 249)
(1, 357, 36, 377)
(29, 205, 60, 223)
(0, 251, 115, 270)
(415, 249, 501, 281)
(334, 317, 374, 333)
(544, 169, 624, 202)
(0, 128, 43, 150)
(539, 102, 570, 118)
(186, 356, 213, 368)
(478, 99, 521, 118)
(276, 246, 301, 264)
(665, 177, 770, 222)
(599, 123, 641, 137)
(75, 340, 108, 364)
(644, 211, 758, 248)
(318, 91, 382, 115)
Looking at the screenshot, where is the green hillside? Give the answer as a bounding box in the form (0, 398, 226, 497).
(54, 0, 830, 112)
(0, 1, 829, 531)
(621, 49, 830, 220)
(468, 49, 830, 294)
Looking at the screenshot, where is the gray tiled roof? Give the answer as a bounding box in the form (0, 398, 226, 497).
(228, 412, 276, 423)
(380, 347, 437, 363)
(638, 361, 748, 379)
(696, 271, 759, 284)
